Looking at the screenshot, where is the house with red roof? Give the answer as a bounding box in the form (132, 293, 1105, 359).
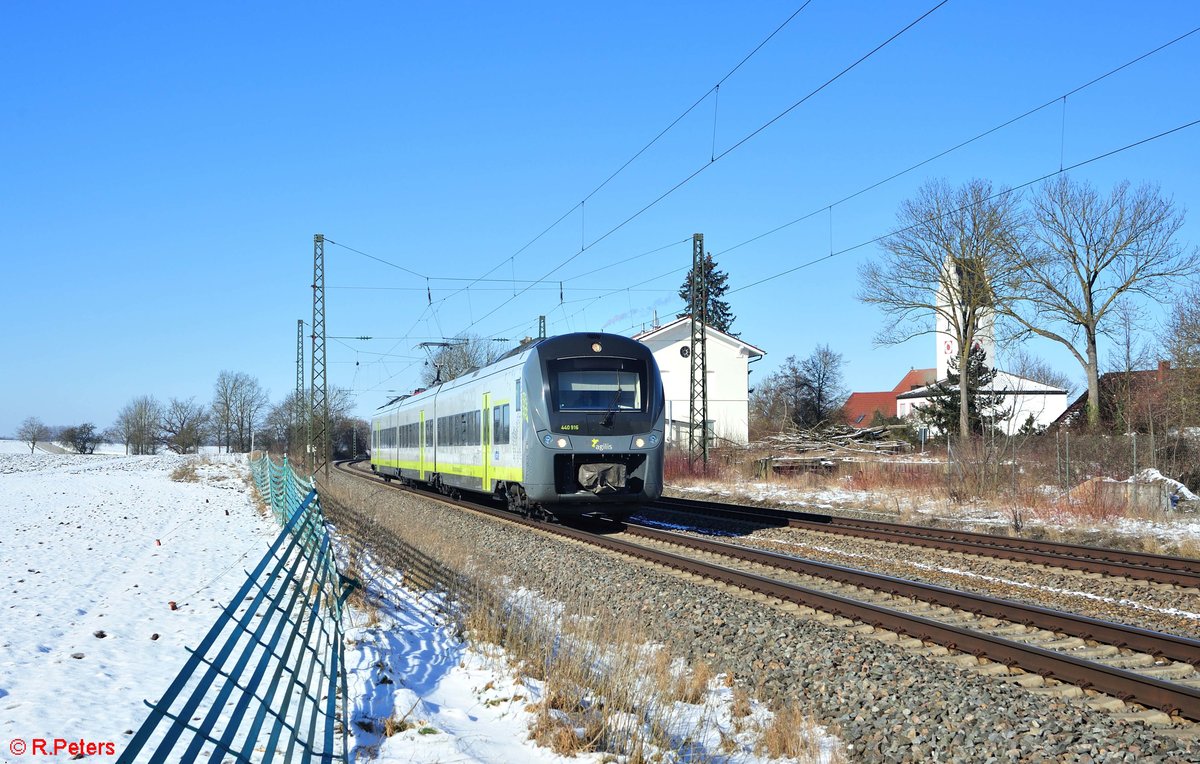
(844, 368, 936, 428)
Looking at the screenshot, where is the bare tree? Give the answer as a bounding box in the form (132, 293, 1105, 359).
(114, 395, 163, 455)
(1005, 348, 1075, 396)
(1163, 288, 1200, 434)
(750, 346, 847, 431)
(795, 345, 848, 426)
(16, 416, 51, 454)
(232, 374, 269, 452)
(212, 371, 268, 452)
(262, 386, 355, 457)
(859, 178, 1024, 438)
(749, 375, 790, 437)
(1005, 176, 1198, 428)
(420, 336, 507, 386)
(161, 397, 209, 454)
(1164, 288, 1200, 368)
(211, 371, 238, 453)
(58, 423, 102, 454)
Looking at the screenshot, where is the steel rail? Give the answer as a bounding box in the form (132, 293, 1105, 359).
(620, 521, 1200, 664)
(334, 462, 1200, 719)
(651, 496, 1200, 589)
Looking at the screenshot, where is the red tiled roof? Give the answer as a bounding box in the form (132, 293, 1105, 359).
(1053, 361, 1178, 428)
(842, 369, 937, 428)
(892, 368, 936, 393)
(843, 392, 897, 427)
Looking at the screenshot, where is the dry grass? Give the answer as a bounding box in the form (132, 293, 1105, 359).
(170, 462, 199, 482)
(661, 438, 1200, 557)
(674, 660, 713, 704)
(318, 476, 841, 762)
(730, 686, 751, 719)
(757, 703, 842, 762)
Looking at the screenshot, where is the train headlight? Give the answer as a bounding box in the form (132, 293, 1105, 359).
(631, 434, 659, 449)
(555, 437, 569, 448)
(633, 437, 646, 448)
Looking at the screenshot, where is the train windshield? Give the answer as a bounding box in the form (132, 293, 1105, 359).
(555, 369, 643, 411)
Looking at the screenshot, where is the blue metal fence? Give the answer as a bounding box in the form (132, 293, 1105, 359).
(118, 456, 350, 763)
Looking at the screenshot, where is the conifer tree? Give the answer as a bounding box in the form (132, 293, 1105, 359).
(677, 253, 736, 334)
(918, 345, 1010, 437)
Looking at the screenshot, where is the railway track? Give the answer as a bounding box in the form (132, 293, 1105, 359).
(332, 461, 1200, 723)
(649, 495, 1200, 589)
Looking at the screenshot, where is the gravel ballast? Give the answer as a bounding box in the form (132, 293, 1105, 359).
(322, 471, 1198, 763)
(635, 509, 1200, 640)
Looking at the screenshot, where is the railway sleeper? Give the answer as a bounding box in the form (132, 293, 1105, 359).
(1138, 662, 1196, 681)
(1000, 672, 1047, 688)
(1111, 709, 1176, 727)
(1102, 653, 1159, 669)
(1068, 645, 1120, 659)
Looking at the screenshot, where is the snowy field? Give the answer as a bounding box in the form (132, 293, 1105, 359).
(0, 439, 229, 456)
(0, 449, 277, 758)
(0, 446, 834, 763)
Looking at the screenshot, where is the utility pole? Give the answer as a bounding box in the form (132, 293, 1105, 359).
(296, 318, 305, 460)
(688, 233, 708, 469)
(310, 234, 330, 480)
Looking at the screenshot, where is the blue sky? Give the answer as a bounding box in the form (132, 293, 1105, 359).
(3, 1, 1198, 435)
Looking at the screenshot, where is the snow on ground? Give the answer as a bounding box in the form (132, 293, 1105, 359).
(0, 439, 40, 454)
(0, 451, 276, 757)
(675, 475, 1200, 547)
(0, 450, 836, 763)
(342, 548, 840, 763)
(0, 439, 227, 456)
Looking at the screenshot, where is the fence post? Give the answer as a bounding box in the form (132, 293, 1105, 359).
(1055, 430, 1062, 499)
(1132, 432, 1138, 509)
(1065, 431, 1071, 503)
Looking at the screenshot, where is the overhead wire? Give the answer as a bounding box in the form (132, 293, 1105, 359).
(334, 13, 1198, 397)
(324, 2, 848, 374)
(406, 2, 818, 315)
(715, 22, 1200, 257)
(726, 117, 1200, 295)
(454, 0, 951, 338)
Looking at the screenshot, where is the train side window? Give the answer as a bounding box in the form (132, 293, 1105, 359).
(493, 405, 510, 444)
(515, 380, 521, 411)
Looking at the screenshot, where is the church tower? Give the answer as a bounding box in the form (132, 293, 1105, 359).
(934, 257, 995, 381)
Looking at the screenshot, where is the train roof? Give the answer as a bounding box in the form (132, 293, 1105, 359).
(371, 332, 653, 415)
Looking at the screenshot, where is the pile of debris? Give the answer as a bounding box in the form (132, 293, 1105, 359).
(754, 424, 912, 456)
(749, 424, 912, 478)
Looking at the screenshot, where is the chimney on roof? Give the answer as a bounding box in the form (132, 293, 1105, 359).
(1158, 359, 1171, 384)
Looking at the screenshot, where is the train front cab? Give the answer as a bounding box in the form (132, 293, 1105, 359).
(522, 333, 665, 516)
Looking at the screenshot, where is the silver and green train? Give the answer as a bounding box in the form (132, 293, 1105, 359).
(370, 332, 665, 519)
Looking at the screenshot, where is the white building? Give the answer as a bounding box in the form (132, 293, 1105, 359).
(899, 257, 1068, 434)
(633, 318, 766, 446)
(896, 370, 1068, 435)
(933, 260, 996, 382)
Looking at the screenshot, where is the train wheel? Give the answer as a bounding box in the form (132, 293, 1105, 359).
(506, 484, 529, 515)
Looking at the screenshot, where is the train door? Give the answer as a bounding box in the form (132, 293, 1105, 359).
(482, 392, 491, 492)
(419, 410, 426, 480)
